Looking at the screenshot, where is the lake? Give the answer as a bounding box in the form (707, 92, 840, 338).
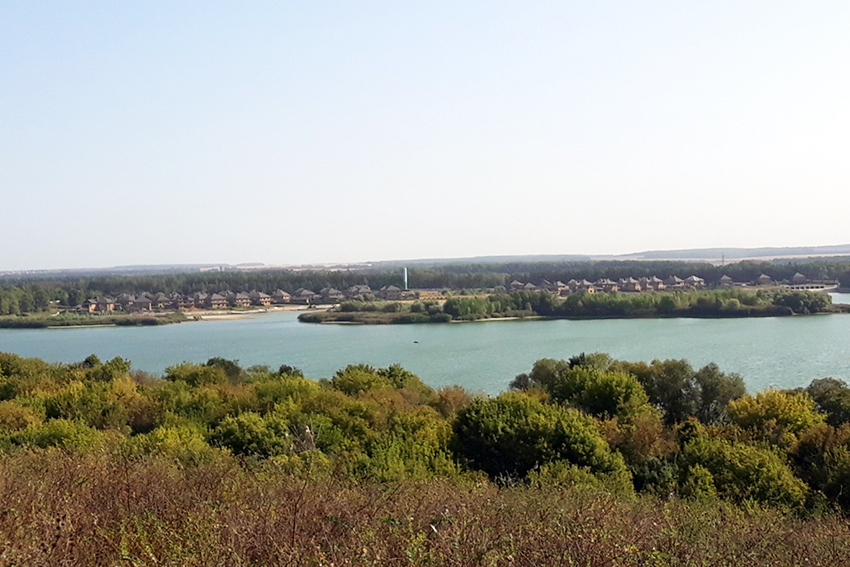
(2, 293, 850, 395)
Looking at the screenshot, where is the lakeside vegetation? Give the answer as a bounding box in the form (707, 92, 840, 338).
(2, 351, 850, 564)
(0, 311, 187, 329)
(300, 288, 849, 324)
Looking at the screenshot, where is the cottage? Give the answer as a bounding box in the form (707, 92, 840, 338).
(249, 290, 272, 306)
(378, 285, 403, 300)
(206, 293, 228, 309)
(684, 275, 705, 288)
(619, 277, 641, 292)
(664, 276, 684, 288)
(232, 292, 251, 307)
(271, 289, 291, 304)
(320, 287, 345, 302)
(757, 274, 772, 286)
(130, 296, 152, 312)
(792, 273, 808, 285)
(596, 278, 619, 293)
(345, 285, 373, 299)
(291, 288, 318, 304)
(509, 280, 525, 291)
(718, 275, 734, 288)
(554, 281, 569, 295)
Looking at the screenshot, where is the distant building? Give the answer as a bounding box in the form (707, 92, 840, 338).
(291, 288, 318, 304)
(757, 274, 772, 286)
(718, 275, 734, 288)
(249, 290, 272, 306)
(378, 285, 403, 300)
(271, 289, 291, 304)
(320, 287, 345, 302)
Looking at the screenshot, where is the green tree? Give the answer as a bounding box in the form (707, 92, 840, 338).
(452, 392, 630, 484)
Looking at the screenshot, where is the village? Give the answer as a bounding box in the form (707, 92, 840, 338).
(74, 284, 413, 313)
(73, 271, 837, 314)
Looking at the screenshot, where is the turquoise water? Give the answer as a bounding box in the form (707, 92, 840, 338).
(2, 294, 850, 395)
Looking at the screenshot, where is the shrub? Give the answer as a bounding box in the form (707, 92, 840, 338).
(452, 392, 630, 486)
(681, 435, 807, 506)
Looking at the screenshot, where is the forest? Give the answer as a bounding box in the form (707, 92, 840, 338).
(1, 351, 850, 564)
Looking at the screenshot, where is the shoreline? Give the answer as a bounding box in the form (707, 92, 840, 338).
(1, 305, 331, 329)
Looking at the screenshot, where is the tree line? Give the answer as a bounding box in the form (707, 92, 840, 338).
(2, 257, 850, 316)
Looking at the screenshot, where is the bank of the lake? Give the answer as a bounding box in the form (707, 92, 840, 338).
(300, 288, 846, 325)
(3, 295, 850, 395)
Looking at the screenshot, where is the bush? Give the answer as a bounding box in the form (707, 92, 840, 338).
(7, 419, 104, 451)
(209, 412, 291, 457)
(681, 435, 807, 506)
(452, 392, 631, 486)
(728, 389, 825, 444)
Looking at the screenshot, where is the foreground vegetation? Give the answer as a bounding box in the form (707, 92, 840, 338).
(2, 351, 850, 564)
(301, 288, 847, 324)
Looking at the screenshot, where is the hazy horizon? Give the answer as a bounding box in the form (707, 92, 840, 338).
(3, 2, 849, 271)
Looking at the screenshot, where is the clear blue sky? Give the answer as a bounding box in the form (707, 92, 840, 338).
(2, 2, 849, 270)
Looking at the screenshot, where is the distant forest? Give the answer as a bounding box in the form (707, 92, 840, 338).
(1, 258, 850, 316)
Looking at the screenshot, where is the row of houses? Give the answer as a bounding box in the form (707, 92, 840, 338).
(77, 284, 412, 312)
(508, 272, 839, 295)
(508, 275, 707, 295)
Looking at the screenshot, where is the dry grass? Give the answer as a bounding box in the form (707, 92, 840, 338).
(1, 449, 849, 566)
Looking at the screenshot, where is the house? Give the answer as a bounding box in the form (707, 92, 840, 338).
(206, 293, 228, 309)
(647, 276, 665, 290)
(175, 294, 195, 310)
(577, 279, 596, 293)
(757, 274, 772, 286)
(249, 290, 272, 306)
(378, 285, 403, 300)
(684, 275, 705, 288)
(129, 296, 152, 312)
(345, 285, 373, 299)
(596, 278, 619, 293)
(509, 280, 525, 291)
(232, 292, 251, 307)
(554, 281, 569, 295)
(271, 289, 291, 304)
(193, 292, 209, 308)
(320, 287, 345, 302)
(567, 279, 580, 292)
(619, 277, 641, 292)
(291, 288, 318, 304)
(153, 294, 171, 309)
(718, 275, 734, 288)
(521, 282, 538, 292)
(80, 299, 97, 313)
(664, 276, 684, 288)
(792, 273, 808, 285)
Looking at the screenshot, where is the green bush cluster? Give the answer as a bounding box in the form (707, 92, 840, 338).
(3, 350, 850, 512)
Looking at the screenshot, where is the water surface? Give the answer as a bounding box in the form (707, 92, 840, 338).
(2, 294, 850, 395)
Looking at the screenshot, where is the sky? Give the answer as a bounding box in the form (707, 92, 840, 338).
(2, 2, 849, 270)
